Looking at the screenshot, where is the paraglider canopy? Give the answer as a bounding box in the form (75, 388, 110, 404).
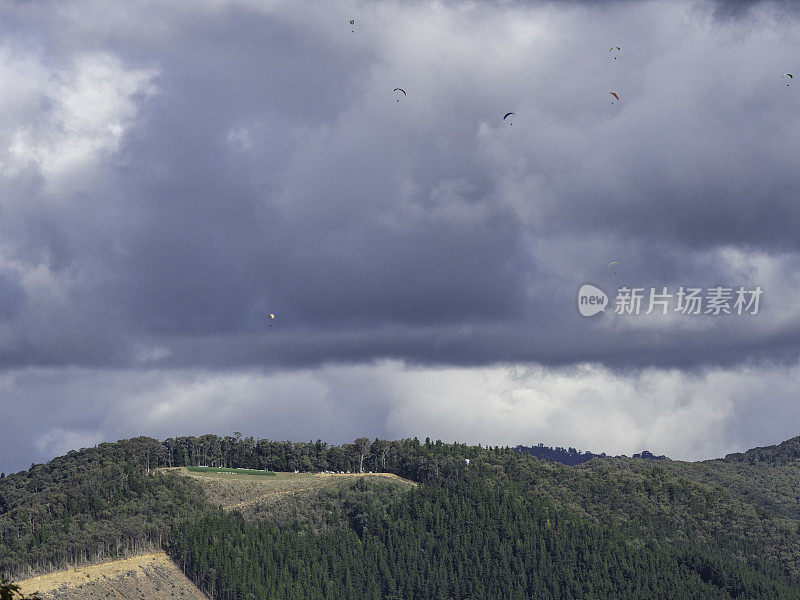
(783, 73, 793, 86)
(503, 112, 515, 125)
(609, 91, 620, 100)
(609, 46, 620, 59)
(393, 88, 406, 102)
(267, 313, 276, 325)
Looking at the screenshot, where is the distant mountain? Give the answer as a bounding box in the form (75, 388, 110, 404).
(631, 450, 666, 460)
(515, 443, 606, 465)
(515, 443, 665, 465)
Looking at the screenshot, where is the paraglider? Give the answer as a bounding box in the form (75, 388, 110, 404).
(783, 73, 793, 86)
(267, 314, 276, 325)
(608, 261, 619, 275)
(609, 46, 621, 59)
(609, 91, 620, 104)
(503, 112, 515, 125)
(394, 88, 406, 102)
(349, 19, 355, 33)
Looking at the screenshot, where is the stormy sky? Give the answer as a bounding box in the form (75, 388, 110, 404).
(1, 0, 799, 474)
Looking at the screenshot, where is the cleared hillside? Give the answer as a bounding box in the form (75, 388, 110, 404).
(163, 467, 415, 512)
(15, 553, 205, 600)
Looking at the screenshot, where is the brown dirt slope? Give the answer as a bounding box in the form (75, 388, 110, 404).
(15, 553, 206, 600)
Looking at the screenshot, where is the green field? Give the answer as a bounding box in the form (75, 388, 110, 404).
(186, 466, 276, 476)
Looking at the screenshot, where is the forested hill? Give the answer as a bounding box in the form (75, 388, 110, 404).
(722, 435, 800, 466)
(3, 434, 800, 599)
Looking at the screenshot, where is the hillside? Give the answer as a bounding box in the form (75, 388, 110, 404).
(722, 435, 800, 466)
(175, 479, 798, 600)
(15, 554, 204, 600)
(3, 434, 800, 599)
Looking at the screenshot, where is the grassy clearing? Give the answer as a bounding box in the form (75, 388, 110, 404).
(186, 466, 276, 476)
(166, 468, 415, 511)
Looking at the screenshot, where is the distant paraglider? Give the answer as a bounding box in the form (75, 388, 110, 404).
(349, 19, 355, 33)
(608, 261, 619, 275)
(267, 314, 276, 325)
(609, 91, 620, 104)
(503, 112, 515, 125)
(609, 46, 621, 59)
(394, 88, 406, 102)
(783, 73, 793, 86)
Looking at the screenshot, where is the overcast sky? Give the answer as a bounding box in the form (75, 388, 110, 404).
(1, 0, 799, 474)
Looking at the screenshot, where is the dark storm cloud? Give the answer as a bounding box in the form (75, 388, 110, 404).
(0, 270, 25, 321)
(705, 0, 800, 19)
(0, 0, 798, 375)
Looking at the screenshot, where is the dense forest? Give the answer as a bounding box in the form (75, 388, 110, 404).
(3, 434, 800, 598)
(174, 479, 798, 600)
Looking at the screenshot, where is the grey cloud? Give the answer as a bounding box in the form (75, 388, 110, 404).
(0, 270, 25, 322)
(0, 0, 799, 470)
(3, 361, 799, 475)
(1, 0, 798, 371)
